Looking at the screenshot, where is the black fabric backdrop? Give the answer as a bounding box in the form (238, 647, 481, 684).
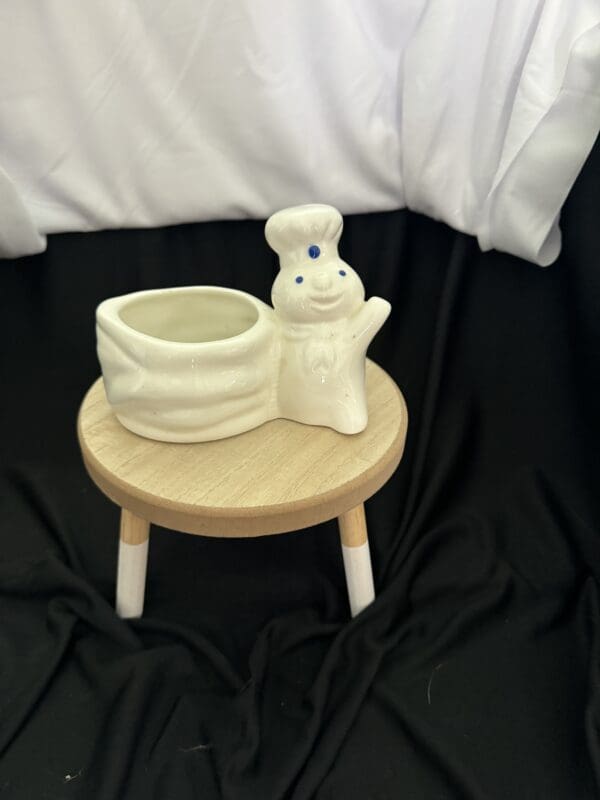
(1, 137, 600, 799)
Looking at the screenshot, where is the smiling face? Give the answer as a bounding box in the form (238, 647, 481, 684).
(271, 258, 365, 323)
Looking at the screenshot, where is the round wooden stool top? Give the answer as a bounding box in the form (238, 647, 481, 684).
(77, 360, 408, 537)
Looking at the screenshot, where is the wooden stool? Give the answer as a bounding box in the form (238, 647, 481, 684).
(77, 360, 408, 619)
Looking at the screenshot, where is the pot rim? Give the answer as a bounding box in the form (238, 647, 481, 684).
(96, 285, 270, 349)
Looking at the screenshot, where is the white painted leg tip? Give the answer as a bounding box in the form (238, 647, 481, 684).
(116, 538, 149, 619)
(342, 541, 375, 617)
(117, 609, 143, 620)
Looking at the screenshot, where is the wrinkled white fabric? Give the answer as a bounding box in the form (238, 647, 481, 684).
(403, 0, 600, 265)
(0, 1, 598, 264)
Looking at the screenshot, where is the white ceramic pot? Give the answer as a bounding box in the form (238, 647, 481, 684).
(97, 286, 280, 442)
(96, 204, 391, 442)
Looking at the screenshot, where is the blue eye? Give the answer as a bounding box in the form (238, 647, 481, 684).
(308, 244, 320, 259)
(295, 275, 304, 284)
(339, 269, 347, 277)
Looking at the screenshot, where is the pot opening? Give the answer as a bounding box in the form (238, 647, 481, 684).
(119, 289, 259, 343)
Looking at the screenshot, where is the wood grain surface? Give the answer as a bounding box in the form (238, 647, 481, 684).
(338, 504, 368, 547)
(119, 509, 150, 544)
(77, 360, 408, 537)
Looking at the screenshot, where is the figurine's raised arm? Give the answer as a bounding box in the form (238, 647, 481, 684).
(352, 296, 391, 349)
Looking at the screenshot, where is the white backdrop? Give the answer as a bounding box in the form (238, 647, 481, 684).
(1, 0, 599, 264)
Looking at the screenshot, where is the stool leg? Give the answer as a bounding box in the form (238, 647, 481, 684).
(338, 504, 375, 617)
(116, 509, 150, 619)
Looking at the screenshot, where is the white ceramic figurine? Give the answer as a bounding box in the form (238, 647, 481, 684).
(266, 205, 391, 433)
(96, 204, 391, 442)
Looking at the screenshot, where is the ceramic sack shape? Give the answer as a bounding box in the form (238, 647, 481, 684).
(96, 204, 391, 442)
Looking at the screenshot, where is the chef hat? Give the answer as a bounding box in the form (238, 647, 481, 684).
(265, 204, 343, 269)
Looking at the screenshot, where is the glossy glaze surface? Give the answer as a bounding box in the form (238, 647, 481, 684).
(97, 286, 279, 442)
(267, 205, 391, 434)
(96, 204, 391, 442)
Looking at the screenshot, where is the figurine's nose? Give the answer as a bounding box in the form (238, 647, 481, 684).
(311, 272, 332, 292)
